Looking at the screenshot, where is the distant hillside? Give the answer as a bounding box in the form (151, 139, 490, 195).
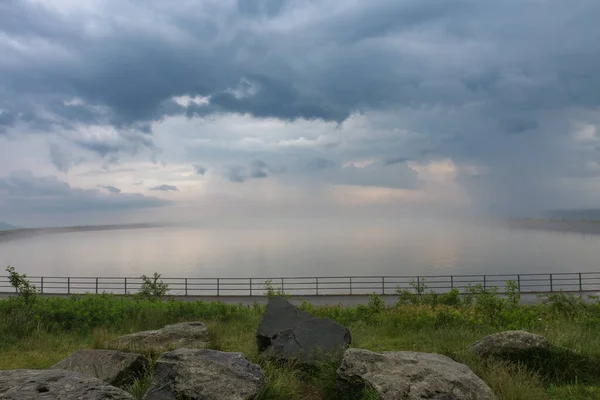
(545, 209, 600, 221)
(0, 222, 17, 231)
(0, 223, 157, 243)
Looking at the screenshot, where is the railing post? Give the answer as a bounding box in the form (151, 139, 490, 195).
(349, 277, 352, 295)
(40, 277, 44, 294)
(316, 277, 319, 295)
(450, 276, 454, 289)
(124, 278, 127, 295)
(483, 275, 487, 289)
(217, 278, 220, 296)
(67, 277, 70, 295)
(382, 277, 385, 295)
(185, 278, 188, 296)
(281, 278, 284, 293)
(579, 273, 583, 291)
(249, 278, 253, 296)
(550, 274, 553, 292)
(95, 277, 98, 294)
(517, 274, 521, 292)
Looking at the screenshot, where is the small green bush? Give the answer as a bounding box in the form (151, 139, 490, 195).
(5, 265, 38, 303)
(264, 280, 290, 300)
(367, 293, 386, 314)
(541, 291, 586, 318)
(136, 273, 170, 301)
(506, 280, 520, 305)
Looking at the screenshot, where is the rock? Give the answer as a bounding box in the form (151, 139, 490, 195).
(51, 349, 149, 386)
(143, 348, 264, 400)
(471, 330, 550, 358)
(107, 321, 208, 353)
(256, 296, 313, 351)
(337, 349, 498, 400)
(256, 297, 351, 364)
(0, 369, 135, 399)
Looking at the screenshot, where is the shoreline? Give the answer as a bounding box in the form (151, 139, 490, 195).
(0, 223, 160, 243)
(507, 218, 600, 235)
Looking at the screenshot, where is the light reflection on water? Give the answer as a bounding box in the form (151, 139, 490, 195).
(1, 218, 600, 278)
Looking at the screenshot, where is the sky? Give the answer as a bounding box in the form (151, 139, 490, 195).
(1, 0, 600, 227)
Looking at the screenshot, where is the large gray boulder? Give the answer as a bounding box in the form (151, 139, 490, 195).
(337, 349, 498, 400)
(471, 330, 550, 358)
(51, 349, 149, 386)
(0, 369, 135, 399)
(107, 321, 208, 353)
(256, 296, 313, 350)
(144, 348, 264, 400)
(256, 297, 351, 364)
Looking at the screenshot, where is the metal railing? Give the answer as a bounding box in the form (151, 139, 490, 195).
(1, 272, 600, 297)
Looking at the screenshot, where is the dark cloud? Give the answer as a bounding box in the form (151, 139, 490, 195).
(71, 127, 155, 157)
(227, 160, 281, 182)
(250, 169, 268, 179)
(227, 165, 248, 183)
(0, 170, 169, 213)
(249, 159, 270, 179)
(306, 158, 336, 171)
(1, 0, 600, 213)
(237, 0, 291, 17)
(193, 165, 207, 175)
(98, 185, 121, 194)
(383, 157, 409, 166)
(500, 118, 540, 134)
(318, 162, 419, 190)
(2, 0, 597, 133)
(150, 184, 178, 192)
(0, 110, 16, 134)
(49, 143, 81, 173)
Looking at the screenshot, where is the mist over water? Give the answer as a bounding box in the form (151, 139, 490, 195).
(1, 217, 600, 278)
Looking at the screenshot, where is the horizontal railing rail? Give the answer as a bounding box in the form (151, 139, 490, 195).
(0, 272, 600, 297)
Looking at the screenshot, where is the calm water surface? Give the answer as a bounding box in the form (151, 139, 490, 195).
(1, 218, 600, 278)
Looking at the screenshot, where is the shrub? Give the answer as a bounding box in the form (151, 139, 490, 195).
(467, 284, 507, 326)
(367, 293, 386, 314)
(136, 273, 170, 301)
(395, 279, 461, 308)
(541, 291, 585, 318)
(505, 280, 520, 306)
(264, 280, 290, 300)
(5, 265, 38, 303)
(395, 278, 427, 306)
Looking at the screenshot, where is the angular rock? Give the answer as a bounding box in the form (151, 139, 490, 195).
(256, 297, 351, 364)
(337, 349, 498, 400)
(143, 348, 264, 400)
(107, 321, 208, 353)
(256, 296, 313, 351)
(471, 330, 550, 358)
(0, 369, 134, 399)
(51, 349, 149, 386)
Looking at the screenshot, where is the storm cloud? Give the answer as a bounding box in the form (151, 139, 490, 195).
(193, 165, 207, 176)
(1, 0, 600, 223)
(0, 170, 169, 214)
(150, 184, 178, 192)
(98, 185, 121, 194)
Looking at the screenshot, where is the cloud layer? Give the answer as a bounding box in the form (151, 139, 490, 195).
(0, 170, 169, 214)
(1, 0, 600, 224)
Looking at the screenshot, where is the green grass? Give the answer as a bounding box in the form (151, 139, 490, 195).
(548, 384, 600, 400)
(1, 290, 600, 399)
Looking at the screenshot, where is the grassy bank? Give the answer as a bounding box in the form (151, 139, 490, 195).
(2, 287, 600, 399)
